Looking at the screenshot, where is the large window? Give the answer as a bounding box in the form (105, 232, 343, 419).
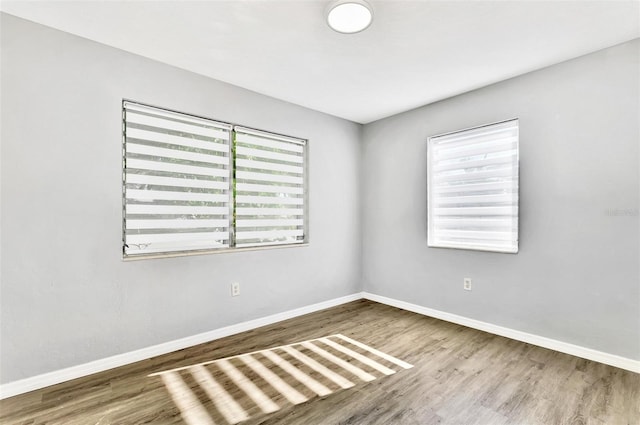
(427, 119, 519, 253)
(122, 101, 307, 258)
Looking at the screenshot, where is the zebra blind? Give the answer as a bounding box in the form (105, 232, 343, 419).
(234, 127, 306, 248)
(123, 102, 232, 256)
(427, 119, 519, 253)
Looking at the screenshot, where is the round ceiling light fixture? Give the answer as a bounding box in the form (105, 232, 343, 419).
(326, 0, 373, 34)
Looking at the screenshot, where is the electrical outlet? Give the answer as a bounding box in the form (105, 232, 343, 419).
(463, 278, 472, 291)
(231, 282, 240, 297)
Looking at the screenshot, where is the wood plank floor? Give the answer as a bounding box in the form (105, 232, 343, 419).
(1, 300, 638, 424)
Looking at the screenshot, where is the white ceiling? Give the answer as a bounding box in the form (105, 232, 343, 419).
(2, 0, 639, 124)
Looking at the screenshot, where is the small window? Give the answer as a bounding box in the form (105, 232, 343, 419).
(123, 101, 307, 258)
(427, 119, 519, 253)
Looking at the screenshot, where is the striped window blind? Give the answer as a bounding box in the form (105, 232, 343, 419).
(123, 102, 232, 256)
(427, 119, 519, 253)
(123, 101, 308, 258)
(234, 127, 306, 248)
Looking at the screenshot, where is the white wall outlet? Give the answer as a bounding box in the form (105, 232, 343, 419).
(463, 278, 472, 291)
(231, 282, 240, 297)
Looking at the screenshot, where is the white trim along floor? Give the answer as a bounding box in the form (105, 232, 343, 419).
(1, 292, 638, 399)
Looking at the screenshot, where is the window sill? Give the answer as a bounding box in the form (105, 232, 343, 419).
(122, 242, 309, 261)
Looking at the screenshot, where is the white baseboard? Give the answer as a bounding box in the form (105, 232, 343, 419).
(3, 290, 637, 400)
(363, 292, 640, 374)
(0, 292, 364, 400)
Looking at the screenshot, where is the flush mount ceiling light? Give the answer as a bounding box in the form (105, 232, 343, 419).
(326, 0, 373, 34)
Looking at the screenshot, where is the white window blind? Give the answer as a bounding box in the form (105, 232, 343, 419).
(234, 127, 306, 248)
(123, 102, 232, 256)
(427, 119, 519, 253)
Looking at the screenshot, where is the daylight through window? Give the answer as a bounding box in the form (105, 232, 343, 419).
(427, 119, 519, 253)
(123, 101, 307, 258)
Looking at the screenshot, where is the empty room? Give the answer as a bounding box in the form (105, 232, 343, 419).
(1, 1, 638, 424)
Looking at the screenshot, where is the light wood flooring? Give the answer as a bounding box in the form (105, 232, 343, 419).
(1, 300, 638, 424)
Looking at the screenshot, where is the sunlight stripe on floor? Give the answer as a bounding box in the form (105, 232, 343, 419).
(280, 345, 355, 389)
(334, 334, 414, 369)
(319, 337, 396, 375)
(148, 334, 412, 376)
(300, 341, 376, 382)
(161, 371, 216, 425)
(260, 349, 332, 397)
(153, 334, 413, 424)
(189, 365, 249, 424)
(239, 354, 308, 405)
(216, 359, 280, 414)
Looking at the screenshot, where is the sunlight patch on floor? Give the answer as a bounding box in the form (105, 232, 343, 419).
(151, 334, 413, 425)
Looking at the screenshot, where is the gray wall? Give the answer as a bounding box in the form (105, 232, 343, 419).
(0, 14, 362, 383)
(362, 40, 640, 360)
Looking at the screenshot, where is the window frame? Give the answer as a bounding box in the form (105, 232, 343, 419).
(426, 118, 519, 254)
(122, 100, 309, 260)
